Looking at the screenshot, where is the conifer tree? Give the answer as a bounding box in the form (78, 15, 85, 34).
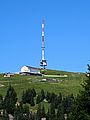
(57, 103, 65, 120)
(40, 89, 45, 101)
(14, 103, 30, 120)
(14, 103, 23, 120)
(36, 103, 42, 120)
(3, 85, 17, 115)
(46, 108, 50, 120)
(41, 104, 46, 118)
(1, 110, 9, 120)
(49, 103, 56, 120)
(31, 88, 36, 97)
(58, 93, 62, 104)
(50, 93, 57, 103)
(26, 89, 31, 104)
(30, 96, 35, 106)
(29, 111, 36, 120)
(36, 95, 41, 104)
(63, 95, 74, 114)
(0, 94, 3, 110)
(22, 91, 26, 104)
(36, 103, 45, 120)
(46, 92, 50, 102)
(68, 64, 90, 119)
(22, 89, 35, 106)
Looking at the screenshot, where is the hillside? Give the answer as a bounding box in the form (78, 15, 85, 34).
(0, 69, 86, 98)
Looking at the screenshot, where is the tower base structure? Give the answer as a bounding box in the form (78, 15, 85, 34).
(40, 59, 47, 69)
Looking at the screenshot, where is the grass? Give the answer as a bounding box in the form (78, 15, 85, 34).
(0, 69, 86, 99)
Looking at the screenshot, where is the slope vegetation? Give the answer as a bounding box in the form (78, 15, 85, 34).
(0, 69, 86, 98)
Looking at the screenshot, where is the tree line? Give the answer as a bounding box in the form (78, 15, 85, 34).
(0, 86, 74, 119)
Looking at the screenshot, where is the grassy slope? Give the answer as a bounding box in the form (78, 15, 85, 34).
(0, 69, 86, 99)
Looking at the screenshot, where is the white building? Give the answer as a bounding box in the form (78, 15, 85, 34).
(20, 66, 41, 76)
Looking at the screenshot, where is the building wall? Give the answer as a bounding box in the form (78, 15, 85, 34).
(30, 67, 40, 74)
(20, 66, 40, 74)
(21, 66, 30, 73)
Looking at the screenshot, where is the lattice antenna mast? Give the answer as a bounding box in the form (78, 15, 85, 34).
(40, 19, 47, 69)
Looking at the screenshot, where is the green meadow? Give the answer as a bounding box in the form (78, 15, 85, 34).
(0, 69, 86, 99)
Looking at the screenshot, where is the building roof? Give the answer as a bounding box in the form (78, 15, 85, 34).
(25, 66, 39, 70)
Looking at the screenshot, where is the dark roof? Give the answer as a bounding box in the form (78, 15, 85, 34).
(25, 66, 39, 70)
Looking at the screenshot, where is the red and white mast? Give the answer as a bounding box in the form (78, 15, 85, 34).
(40, 19, 47, 69)
(42, 20, 45, 60)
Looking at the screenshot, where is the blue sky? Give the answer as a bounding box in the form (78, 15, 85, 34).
(0, 0, 90, 73)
